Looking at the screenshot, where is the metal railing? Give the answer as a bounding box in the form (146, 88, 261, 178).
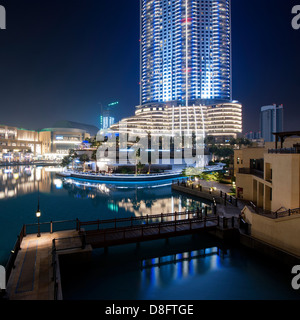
(5, 219, 78, 294)
(172, 180, 238, 207)
(248, 202, 300, 220)
(238, 168, 264, 179)
(268, 148, 300, 154)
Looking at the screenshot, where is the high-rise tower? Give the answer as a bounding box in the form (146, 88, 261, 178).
(140, 0, 232, 106)
(109, 0, 242, 145)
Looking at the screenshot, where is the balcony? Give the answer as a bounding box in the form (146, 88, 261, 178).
(238, 168, 264, 179)
(268, 146, 300, 154)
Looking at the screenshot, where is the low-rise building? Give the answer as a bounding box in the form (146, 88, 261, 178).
(235, 131, 300, 212)
(236, 131, 300, 257)
(0, 121, 99, 161)
(0, 125, 41, 161)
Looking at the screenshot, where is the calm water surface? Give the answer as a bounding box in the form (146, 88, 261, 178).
(0, 165, 299, 300)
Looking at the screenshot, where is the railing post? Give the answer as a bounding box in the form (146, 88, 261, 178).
(23, 224, 27, 237)
(81, 233, 86, 249)
(50, 221, 53, 234)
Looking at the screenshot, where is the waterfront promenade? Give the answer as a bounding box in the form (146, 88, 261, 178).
(4, 212, 226, 300)
(5, 229, 84, 300)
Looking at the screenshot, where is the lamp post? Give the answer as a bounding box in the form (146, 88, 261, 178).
(36, 182, 41, 238)
(36, 205, 41, 238)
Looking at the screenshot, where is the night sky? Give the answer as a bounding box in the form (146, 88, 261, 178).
(0, 0, 299, 133)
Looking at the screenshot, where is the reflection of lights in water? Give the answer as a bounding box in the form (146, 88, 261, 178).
(36, 168, 42, 181)
(108, 202, 119, 213)
(140, 247, 222, 290)
(44, 167, 63, 172)
(63, 179, 110, 194)
(54, 179, 63, 189)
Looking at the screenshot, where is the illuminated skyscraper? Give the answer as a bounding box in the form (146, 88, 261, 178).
(108, 0, 242, 143)
(100, 102, 118, 130)
(140, 0, 232, 106)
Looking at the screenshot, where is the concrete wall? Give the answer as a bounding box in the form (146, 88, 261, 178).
(242, 206, 300, 257)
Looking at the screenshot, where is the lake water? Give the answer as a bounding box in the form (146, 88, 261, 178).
(0, 165, 299, 300)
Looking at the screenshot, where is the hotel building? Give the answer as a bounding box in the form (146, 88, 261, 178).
(108, 0, 242, 141)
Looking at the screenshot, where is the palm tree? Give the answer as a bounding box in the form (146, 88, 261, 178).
(79, 154, 90, 172)
(61, 156, 71, 169)
(69, 149, 78, 170)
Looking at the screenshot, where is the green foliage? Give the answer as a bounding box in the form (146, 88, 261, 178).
(61, 156, 71, 168)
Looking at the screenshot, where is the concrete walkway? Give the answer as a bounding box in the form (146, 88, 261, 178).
(6, 230, 80, 300)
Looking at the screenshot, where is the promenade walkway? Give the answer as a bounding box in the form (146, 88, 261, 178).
(6, 230, 81, 300)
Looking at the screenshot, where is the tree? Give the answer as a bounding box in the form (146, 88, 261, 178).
(69, 149, 78, 170)
(79, 154, 90, 172)
(61, 156, 71, 168)
(137, 161, 144, 175)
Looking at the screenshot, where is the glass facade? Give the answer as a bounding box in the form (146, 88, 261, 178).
(140, 0, 231, 105)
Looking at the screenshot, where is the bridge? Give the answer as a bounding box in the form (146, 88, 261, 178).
(78, 211, 220, 249)
(4, 210, 236, 300)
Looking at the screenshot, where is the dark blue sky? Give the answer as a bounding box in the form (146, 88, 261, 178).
(0, 0, 299, 133)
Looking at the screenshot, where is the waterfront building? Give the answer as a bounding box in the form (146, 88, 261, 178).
(235, 131, 300, 212)
(108, 0, 242, 145)
(39, 121, 98, 159)
(110, 101, 242, 140)
(140, 0, 232, 105)
(260, 104, 284, 142)
(0, 121, 99, 161)
(0, 125, 41, 161)
(235, 131, 300, 257)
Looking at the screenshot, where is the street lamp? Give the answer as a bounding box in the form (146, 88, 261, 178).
(36, 205, 41, 238)
(36, 181, 41, 237)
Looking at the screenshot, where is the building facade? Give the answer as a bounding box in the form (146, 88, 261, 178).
(0, 121, 99, 161)
(100, 102, 118, 130)
(140, 0, 231, 105)
(0, 125, 41, 161)
(260, 104, 284, 142)
(107, 0, 241, 143)
(235, 133, 300, 212)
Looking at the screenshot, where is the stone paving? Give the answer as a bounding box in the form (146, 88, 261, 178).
(6, 230, 80, 300)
